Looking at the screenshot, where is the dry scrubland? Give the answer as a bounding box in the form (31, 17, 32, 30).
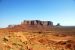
(0, 32, 75, 50)
(0, 20, 75, 50)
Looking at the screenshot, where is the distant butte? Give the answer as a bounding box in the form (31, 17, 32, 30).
(8, 20, 53, 28)
(0, 20, 75, 35)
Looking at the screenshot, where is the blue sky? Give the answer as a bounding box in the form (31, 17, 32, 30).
(0, 0, 75, 28)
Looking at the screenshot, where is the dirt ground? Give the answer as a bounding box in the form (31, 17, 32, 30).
(0, 31, 75, 50)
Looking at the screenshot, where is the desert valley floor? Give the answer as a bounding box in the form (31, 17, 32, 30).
(0, 20, 75, 50)
(0, 31, 75, 50)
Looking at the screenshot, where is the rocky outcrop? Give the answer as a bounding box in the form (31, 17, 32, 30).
(21, 20, 53, 26)
(8, 25, 15, 28)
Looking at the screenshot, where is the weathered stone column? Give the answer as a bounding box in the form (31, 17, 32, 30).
(47, 21, 53, 26)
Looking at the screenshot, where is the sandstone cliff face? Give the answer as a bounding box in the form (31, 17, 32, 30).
(21, 20, 53, 26)
(6, 20, 54, 32)
(8, 25, 14, 28)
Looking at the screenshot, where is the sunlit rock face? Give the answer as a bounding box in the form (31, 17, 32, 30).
(6, 20, 54, 32)
(21, 20, 53, 26)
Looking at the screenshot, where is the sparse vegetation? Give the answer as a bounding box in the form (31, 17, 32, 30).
(0, 20, 75, 50)
(3, 37, 8, 42)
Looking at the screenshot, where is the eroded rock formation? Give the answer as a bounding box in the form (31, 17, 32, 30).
(21, 20, 53, 26)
